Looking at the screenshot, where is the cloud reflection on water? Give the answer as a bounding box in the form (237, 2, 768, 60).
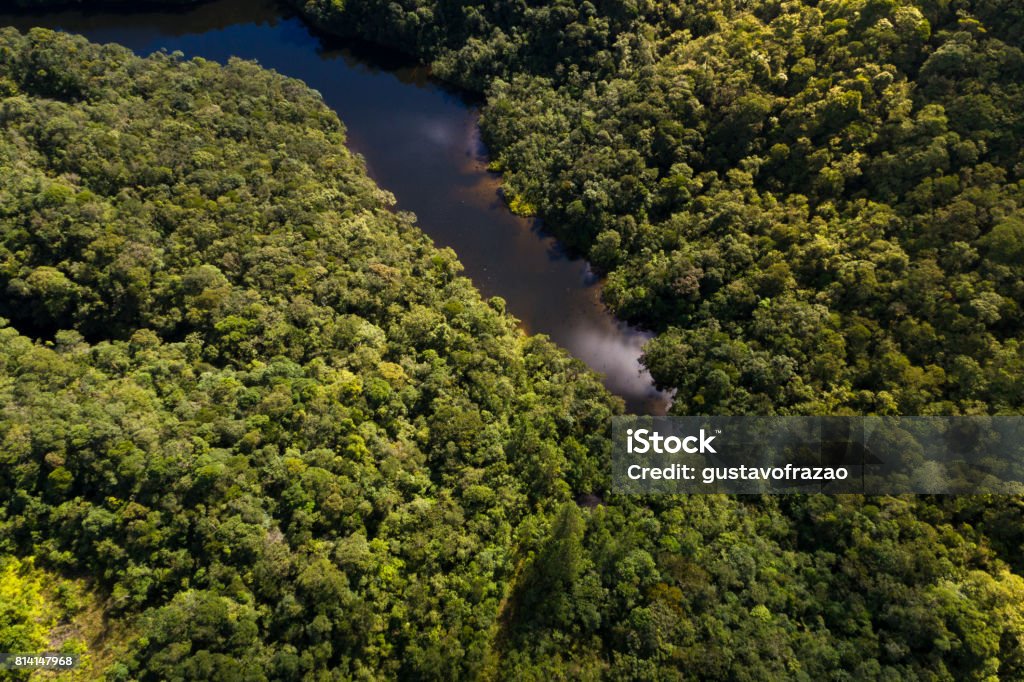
(1, 0, 673, 414)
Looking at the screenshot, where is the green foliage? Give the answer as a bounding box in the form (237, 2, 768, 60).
(287, 1, 1024, 677)
(0, 556, 51, 659)
(4, 8, 1024, 680)
(0, 27, 615, 680)
(292, 0, 1024, 416)
(0, 555, 100, 680)
(492, 494, 1024, 680)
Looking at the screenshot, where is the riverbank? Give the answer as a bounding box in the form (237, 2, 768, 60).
(1, 0, 671, 414)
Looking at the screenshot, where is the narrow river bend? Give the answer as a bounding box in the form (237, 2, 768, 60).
(2, 0, 671, 414)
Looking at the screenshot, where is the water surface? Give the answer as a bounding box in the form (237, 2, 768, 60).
(1, 0, 671, 414)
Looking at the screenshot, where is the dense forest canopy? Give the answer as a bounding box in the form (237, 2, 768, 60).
(0, 27, 617, 679)
(3, 3, 1024, 680)
(293, 0, 1024, 416)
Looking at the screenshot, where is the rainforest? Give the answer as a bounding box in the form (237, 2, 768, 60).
(2, 1, 1024, 680)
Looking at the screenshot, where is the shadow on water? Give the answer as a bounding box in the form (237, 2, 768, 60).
(0, 0, 672, 415)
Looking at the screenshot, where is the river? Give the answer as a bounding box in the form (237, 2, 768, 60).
(1, 0, 671, 414)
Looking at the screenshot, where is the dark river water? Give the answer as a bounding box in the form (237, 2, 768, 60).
(1, 0, 670, 414)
